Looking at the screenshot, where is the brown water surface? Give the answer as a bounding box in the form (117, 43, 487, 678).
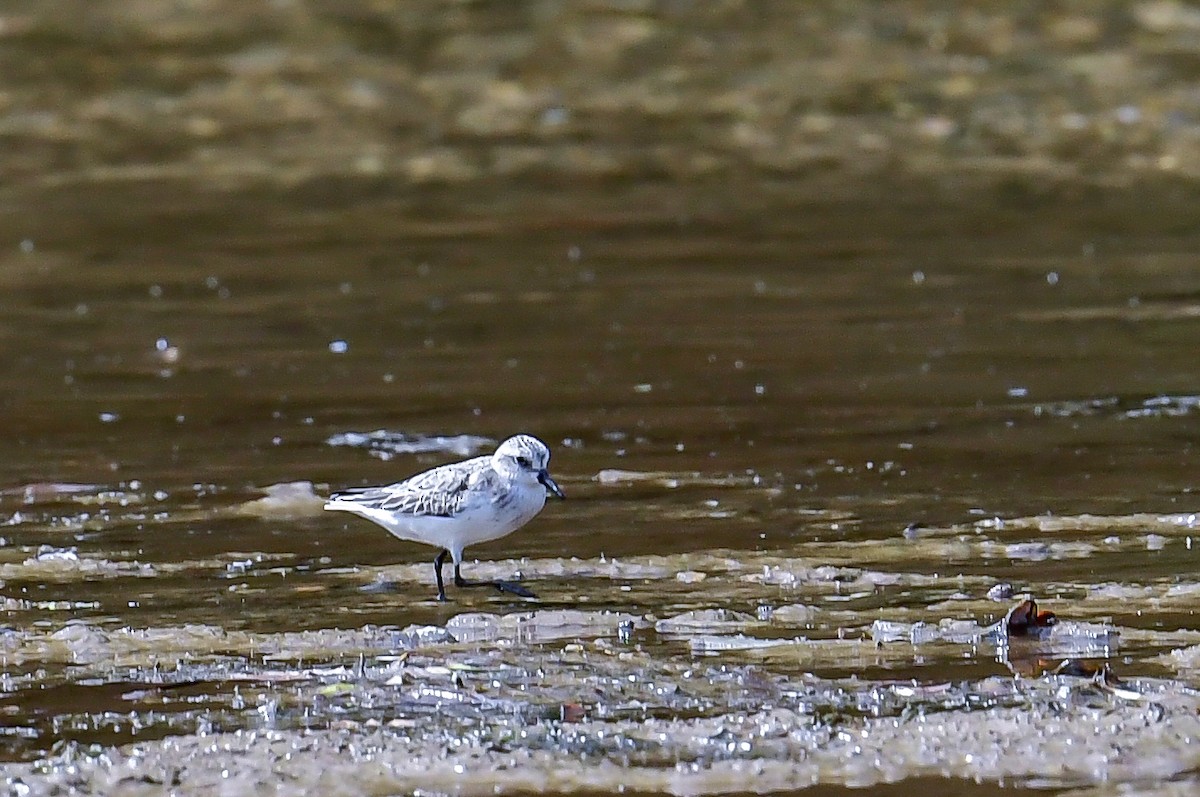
(9, 2, 1200, 792)
(0, 174, 1198, 794)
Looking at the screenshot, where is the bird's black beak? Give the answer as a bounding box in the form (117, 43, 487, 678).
(538, 469, 565, 499)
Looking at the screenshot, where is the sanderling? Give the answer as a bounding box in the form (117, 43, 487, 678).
(325, 434, 565, 601)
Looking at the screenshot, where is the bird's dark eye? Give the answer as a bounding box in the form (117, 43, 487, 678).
(516, 456, 531, 468)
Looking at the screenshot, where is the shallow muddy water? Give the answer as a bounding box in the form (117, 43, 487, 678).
(1, 176, 1199, 796)
(4, 2, 1200, 794)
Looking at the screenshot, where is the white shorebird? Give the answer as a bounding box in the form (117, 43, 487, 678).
(324, 434, 565, 601)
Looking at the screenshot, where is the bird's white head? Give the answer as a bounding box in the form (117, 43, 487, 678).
(492, 434, 565, 498)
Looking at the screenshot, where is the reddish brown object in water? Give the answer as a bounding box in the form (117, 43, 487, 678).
(1005, 598, 1058, 637)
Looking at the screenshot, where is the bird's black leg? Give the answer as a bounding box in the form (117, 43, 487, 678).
(434, 549, 450, 602)
(453, 562, 536, 599)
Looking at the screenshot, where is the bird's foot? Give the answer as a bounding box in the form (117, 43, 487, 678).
(454, 574, 536, 599)
(492, 580, 536, 599)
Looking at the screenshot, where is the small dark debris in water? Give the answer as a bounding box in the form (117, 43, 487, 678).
(1046, 658, 1114, 679)
(1005, 598, 1057, 637)
(1089, 664, 1142, 700)
(119, 679, 212, 701)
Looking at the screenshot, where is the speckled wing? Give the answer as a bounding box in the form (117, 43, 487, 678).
(328, 456, 492, 518)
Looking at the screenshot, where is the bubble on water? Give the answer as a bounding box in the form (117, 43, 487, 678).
(1116, 105, 1141, 125)
(329, 340, 349, 354)
(543, 106, 569, 127)
(154, 337, 181, 364)
(99, 412, 119, 423)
